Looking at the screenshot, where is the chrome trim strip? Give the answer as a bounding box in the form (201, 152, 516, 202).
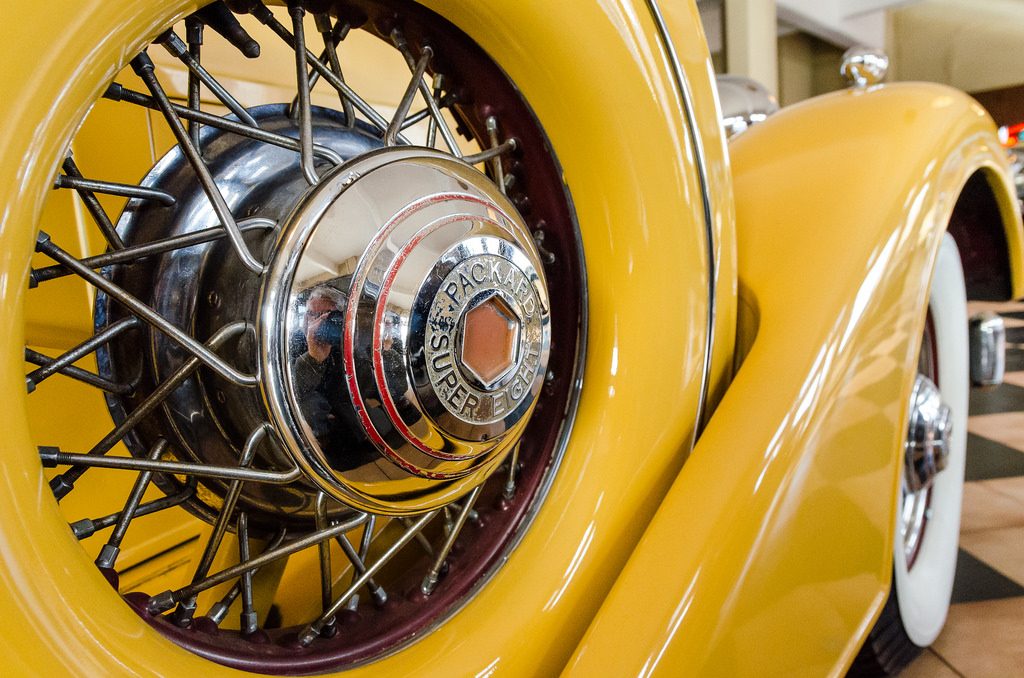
(644, 0, 718, 441)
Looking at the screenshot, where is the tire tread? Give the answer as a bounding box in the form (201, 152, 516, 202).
(848, 587, 922, 676)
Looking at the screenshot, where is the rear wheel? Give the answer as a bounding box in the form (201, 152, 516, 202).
(852, 233, 968, 675)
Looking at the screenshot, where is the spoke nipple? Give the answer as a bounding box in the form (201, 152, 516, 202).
(49, 473, 74, 501)
(241, 610, 259, 636)
(172, 599, 198, 627)
(420, 573, 439, 596)
(130, 51, 156, 76)
(344, 594, 360, 612)
(25, 378, 36, 393)
(95, 543, 120, 570)
(390, 28, 407, 49)
(103, 83, 125, 102)
(249, 3, 274, 25)
(147, 591, 176, 615)
(298, 626, 319, 647)
(35, 230, 51, 248)
(70, 518, 95, 540)
(208, 602, 229, 625)
(371, 586, 388, 607)
(39, 446, 60, 467)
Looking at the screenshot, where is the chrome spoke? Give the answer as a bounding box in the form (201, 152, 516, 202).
(503, 444, 520, 500)
(103, 83, 342, 165)
(45, 322, 249, 499)
(185, 16, 203, 149)
(316, 14, 354, 126)
(25, 347, 134, 395)
(207, 527, 286, 625)
(130, 52, 263, 273)
(287, 17, 351, 119)
(25, 317, 139, 392)
(171, 424, 270, 625)
(385, 45, 432, 146)
(315, 494, 337, 627)
(31, 218, 276, 286)
(95, 439, 167, 570)
(156, 29, 259, 128)
(300, 511, 437, 645)
(238, 512, 258, 635)
(54, 173, 175, 206)
(484, 116, 506, 194)
(40, 448, 301, 485)
(36, 233, 257, 386)
(425, 74, 443, 147)
(148, 512, 370, 614)
(422, 485, 480, 595)
(60, 155, 125, 250)
(70, 477, 197, 540)
(334, 528, 387, 606)
(390, 29, 461, 157)
(462, 134, 517, 167)
(249, 4, 402, 142)
(289, 4, 318, 185)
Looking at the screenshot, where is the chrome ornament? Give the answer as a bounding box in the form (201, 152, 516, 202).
(261, 147, 551, 514)
(840, 46, 889, 88)
(420, 246, 546, 428)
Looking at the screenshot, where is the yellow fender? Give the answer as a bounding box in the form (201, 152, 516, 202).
(566, 83, 1023, 677)
(0, 0, 729, 674)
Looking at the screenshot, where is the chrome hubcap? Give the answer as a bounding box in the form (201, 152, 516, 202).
(262, 148, 551, 513)
(904, 374, 952, 494)
(901, 368, 952, 566)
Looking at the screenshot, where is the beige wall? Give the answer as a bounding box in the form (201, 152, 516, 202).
(889, 0, 1024, 92)
(777, 32, 846, 106)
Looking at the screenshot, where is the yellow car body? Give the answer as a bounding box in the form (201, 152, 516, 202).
(0, 0, 1019, 676)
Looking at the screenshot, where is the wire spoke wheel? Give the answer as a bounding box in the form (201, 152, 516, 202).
(28, 0, 584, 672)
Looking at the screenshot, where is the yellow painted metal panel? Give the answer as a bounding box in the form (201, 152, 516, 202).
(0, 1, 721, 676)
(566, 83, 1022, 677)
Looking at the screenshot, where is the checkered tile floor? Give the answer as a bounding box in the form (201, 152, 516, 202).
(903, 302, 1024, 677)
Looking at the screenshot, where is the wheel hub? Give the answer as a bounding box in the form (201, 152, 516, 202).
(904, 373, 952, 493)
(103, 108, 550, 519)
(261, 148, 551, 514)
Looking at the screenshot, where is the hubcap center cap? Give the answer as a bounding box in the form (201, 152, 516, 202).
(261, 148, 551, 514)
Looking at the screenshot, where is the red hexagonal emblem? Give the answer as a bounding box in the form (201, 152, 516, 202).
(460, 294, 520, 388)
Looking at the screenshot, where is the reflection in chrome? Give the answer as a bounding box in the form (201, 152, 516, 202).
(901, 374, 952, 565)
(969, 311, 1005, 387)
(262, 149, 552, 514)
(840, 46, 890, 88)
(715, 75, 779, 138)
